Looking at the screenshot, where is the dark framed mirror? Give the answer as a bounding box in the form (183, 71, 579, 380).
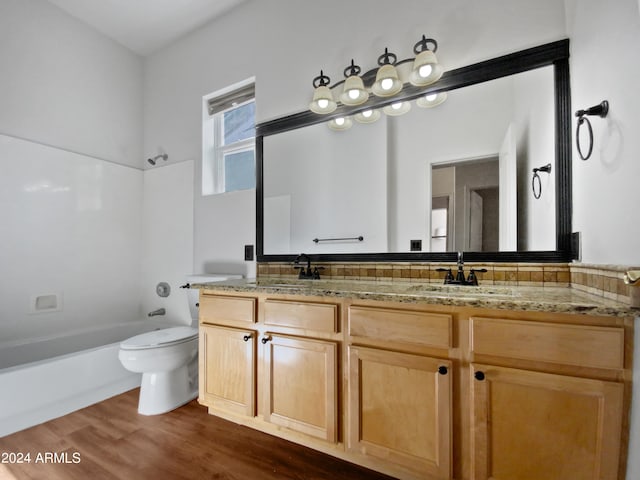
(256, 39, 572, 263)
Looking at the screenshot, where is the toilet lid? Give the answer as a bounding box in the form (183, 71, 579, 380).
(120, 326, 198, 350)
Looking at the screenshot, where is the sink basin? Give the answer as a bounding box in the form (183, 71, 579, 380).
(405, 283, 518, 296)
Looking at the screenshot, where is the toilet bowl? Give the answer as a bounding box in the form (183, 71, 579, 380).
(119, 274, 241, 415)
(119, 327, 199, 415)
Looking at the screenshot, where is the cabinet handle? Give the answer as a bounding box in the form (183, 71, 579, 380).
(474, 371, 486, 381)
(438, 366, 448, 375)
(261, 336, 272, 344)
(243, 335, 251, 342)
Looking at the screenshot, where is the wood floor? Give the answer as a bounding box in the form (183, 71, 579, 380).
(0, 389, 394, 480)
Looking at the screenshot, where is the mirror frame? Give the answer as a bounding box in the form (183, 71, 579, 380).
(256, 39, 572, 263)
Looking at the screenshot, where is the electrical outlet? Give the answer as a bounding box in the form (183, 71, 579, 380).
(244, 245, 254, 261)
(410, 239, 422, 251)
(570, 232, 581, 261)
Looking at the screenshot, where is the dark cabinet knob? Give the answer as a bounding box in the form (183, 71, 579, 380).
(243, 335, 251, 342)
(438, 366, 448, 375)
(474, 371, 486, 381)
(261, 336, 272, 344)
(195, 302, 199, 308)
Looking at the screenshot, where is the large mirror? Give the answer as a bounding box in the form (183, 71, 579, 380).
(257, 40, 572, 263)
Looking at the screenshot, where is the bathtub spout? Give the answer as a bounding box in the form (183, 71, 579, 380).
(148, 308, 166, 317)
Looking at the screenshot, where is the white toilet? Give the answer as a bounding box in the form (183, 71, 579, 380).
(118, 274, 240, 415)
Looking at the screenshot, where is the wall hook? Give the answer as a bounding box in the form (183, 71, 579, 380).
(575, 100, 609, 160)
(532, 163, 551, 199)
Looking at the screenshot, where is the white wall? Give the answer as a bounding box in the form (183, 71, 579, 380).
(565, 0, 640, 265)
(143, 0, 566, 272)
(512, 66, 556, 251)
(263, 120, 388, 254)
(0, 135, 143, 344)
(0, 0, 143, 169)
(141, 161, 195, 326)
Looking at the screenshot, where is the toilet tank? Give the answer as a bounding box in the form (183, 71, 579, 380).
(185, 274, 242, 322)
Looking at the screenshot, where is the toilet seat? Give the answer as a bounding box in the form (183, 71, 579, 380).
(120, 326, 198, 350)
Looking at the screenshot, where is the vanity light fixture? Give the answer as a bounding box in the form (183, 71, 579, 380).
(417, 91, 447, 108)
(354, 108, 381, 124)
(309, 70, 337, 114)
(309, 34, 445, 129)
(409, 35, 443, 87)
(328, 116, 352, 131)
(339, 60, 369, 106)
(382, 101, 411, 116)
(371, 48, 403, 97)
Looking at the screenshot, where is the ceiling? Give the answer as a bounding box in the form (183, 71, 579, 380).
(46, 0, 248, 56)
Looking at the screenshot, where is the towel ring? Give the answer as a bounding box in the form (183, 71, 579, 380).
(576, 116, 594, 161)
(531, 163, 552, 199)
(575, 100, 609, 161)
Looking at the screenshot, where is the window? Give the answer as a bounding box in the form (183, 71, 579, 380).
(203, 82, 255, 195)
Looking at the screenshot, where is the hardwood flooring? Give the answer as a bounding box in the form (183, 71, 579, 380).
(0, 389, 394, 480)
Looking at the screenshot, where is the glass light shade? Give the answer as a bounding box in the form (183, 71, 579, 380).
(309, 85, 337, 114)
(328, 116, 353, 131)
(409, 50, 443, 87)
(382, 101, 411, 116)
(340, 76, 369, 106)
(416, 91, 448, 108)
(371, 64, 403, 97)
(354, 108, 381, 124)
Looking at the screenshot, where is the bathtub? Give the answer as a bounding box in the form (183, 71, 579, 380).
(0, 320, 179, 437)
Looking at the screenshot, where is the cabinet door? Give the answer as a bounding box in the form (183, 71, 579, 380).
(199, 324, 256, 417)
(470, 364, 624, 480)
(348, 346, 452, 479)
(262, 334, 338, 442)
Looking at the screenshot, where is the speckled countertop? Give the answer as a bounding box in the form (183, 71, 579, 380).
(193, 278, 639, 318)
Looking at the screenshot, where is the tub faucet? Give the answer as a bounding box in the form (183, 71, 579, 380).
(148, 308, 165, 317)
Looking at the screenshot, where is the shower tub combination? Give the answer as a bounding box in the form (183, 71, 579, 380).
(0, 320, 177, 437)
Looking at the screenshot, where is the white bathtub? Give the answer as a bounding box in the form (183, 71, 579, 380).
(0, 320, 179, 437)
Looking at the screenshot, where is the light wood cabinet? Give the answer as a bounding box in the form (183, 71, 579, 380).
(199, 324, 256, 417)
(469, 315, 627, 480)
(198, 289, 631, 480)
(348, 346, 452, 479)
(470, 363, 624, 480)
(263, 333, 338, 442)
(199, 294, 341, 447)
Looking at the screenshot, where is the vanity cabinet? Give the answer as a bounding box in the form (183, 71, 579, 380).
(347, 305, 454, 479)
(262, 333, 338, 442)
(469, 316, 626, 480)
(199, 324, 256, 416)
(198, 292, 341, 447)
(198, 288, 632, 480)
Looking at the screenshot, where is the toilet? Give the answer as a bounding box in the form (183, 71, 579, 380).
(118, 274, 241, 415)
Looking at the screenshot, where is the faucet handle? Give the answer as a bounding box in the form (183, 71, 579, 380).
(312, 266, 325, 279)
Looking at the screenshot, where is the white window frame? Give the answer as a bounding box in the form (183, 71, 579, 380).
(202, 79, 255, 196)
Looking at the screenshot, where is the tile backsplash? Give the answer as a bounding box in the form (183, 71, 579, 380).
(257, 261, 638, 307)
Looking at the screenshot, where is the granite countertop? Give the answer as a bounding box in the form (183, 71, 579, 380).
(192, 278, 638, 317)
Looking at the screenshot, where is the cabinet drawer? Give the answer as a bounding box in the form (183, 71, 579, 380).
(349, 306, 452, 349)
(264, 299, 338, 333)
(470, 317, 624, 370)
(200, 293, 256, 325)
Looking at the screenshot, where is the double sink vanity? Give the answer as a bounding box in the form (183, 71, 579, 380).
(195, 36, 637, 480)
(193, 276, 635, 480)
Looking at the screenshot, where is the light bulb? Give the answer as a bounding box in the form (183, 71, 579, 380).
(391, 102, 403, 110)
(335, 117, 345, 126)
(317, 99, 329, 109)
(381, 78, 394, 91)
(419, 64, 433, 78)
(362, 110, 373, 118)
(348, 89, 360, 100)
(425, 93, 437, 102)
